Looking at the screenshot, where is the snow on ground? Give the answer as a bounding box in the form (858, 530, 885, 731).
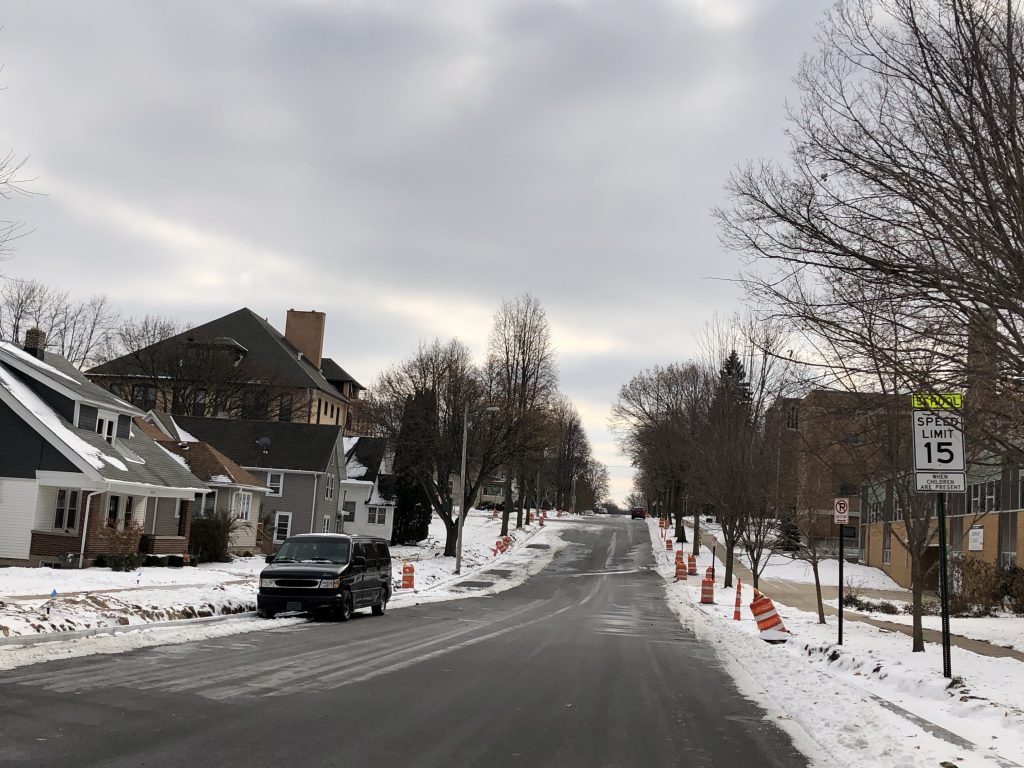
(826, 599, 1024, 653)
(0, 510, 562, 667)
(648, 518, 1024, 768)
(690, 518, 905, 591)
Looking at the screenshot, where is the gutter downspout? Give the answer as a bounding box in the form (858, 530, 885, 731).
(310, 473, 319, 535)
(78, 488, 106, 569)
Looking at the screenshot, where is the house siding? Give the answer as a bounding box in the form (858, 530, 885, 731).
(216, 487, 260, 551)
(78, 405, 98, 431)
(258, 471, 318, 539)
(0, 478, 38, 562)
(0, 402, 78, 478)
(151, 497, 180, 536)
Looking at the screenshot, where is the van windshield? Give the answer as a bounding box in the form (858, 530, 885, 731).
(274, 538, 351, 564)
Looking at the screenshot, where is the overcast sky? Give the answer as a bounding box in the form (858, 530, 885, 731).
(0, 0, 828, 503)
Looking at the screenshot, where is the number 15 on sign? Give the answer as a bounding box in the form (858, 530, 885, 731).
(913, 410, 964, 472)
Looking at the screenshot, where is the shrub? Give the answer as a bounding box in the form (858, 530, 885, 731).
(948, 556, 1003, 617)
(96, 522, 145, 572)
(167, 555, 184, 568)
(190, 510, 251, 563)
(999, 566, 1024, 614)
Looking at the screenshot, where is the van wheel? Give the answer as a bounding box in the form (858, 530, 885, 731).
(371, 588, 389, 616)
(338, 591, 354, 622)
(257, 608, 275, 619)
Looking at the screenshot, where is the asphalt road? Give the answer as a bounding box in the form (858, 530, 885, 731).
(0, 518, 809, 768)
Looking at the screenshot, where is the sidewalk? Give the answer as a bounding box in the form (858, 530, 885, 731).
(694, 530, 1024, 663)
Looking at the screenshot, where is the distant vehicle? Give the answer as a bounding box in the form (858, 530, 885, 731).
(583, 509, 595, 517)
(257, 534, 391, 621)
(630, 507, 646, 520)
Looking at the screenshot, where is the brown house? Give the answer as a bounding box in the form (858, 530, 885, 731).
(87, 308, 365, 430)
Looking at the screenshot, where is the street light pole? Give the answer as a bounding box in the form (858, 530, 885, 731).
(456, 402, 470, 575)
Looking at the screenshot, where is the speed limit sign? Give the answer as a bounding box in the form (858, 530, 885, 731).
(912, 394, 965, 492)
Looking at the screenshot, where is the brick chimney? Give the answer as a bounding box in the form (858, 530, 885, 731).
(284, 310, 326, 368)
(23, 327, 46, 360)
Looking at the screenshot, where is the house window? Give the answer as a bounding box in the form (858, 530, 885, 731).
(785, 405, 799, 430)
(273, 512, 291, 543)
(342, 501, 356, 522)
(123, 496, 135, 528)
(950, 514, 964, 552)
(968, 480, 1001, 515)
(999, 510, 1018, 568)
(107, 495, 120, 528)
(132, 384, 157, 411)
(53, 489, 80, 531)
(195, 491, 217, 517)
(279, 394, 293, 422)
(322, 515, 331, 533)
(325, 473, 335, 501)
(368, 506, 386, 525)
(235, 491, 252, 521)
(267, 472, 284, 497)
(882, 522, 892, 565)
(96, 416, 115, 444)
(192, 389, 207, 418)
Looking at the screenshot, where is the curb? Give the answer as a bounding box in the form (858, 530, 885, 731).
(0, 611, 259, 648)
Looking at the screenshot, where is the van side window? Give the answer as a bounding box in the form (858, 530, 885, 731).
(356, 542, 377, 568)
(375, 542, 390, 567)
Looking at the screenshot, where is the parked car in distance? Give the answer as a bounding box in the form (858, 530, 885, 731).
(257, 534, 391, 621)
(630, 507, 647, 520)
(583, 509, 595, 517)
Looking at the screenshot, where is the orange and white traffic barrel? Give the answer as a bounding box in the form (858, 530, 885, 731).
(401, 561, 415, 590)
(687, 554, 697, 576)
(700, 577, 715, 604)
(674, 552, 687, 582)
(750, 589, 789, 642)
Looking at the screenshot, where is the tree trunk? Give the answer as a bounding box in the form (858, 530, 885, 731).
(811, 559, 825, 624)
(692, 512, 701, 557)
(723, 542, 734, 588)
(515, 473, 524, 529)
(910, 547, 925, 652)
(442, 514, 458, 557)
(501, 475, 512, 537)
(749, 548, 760, 589)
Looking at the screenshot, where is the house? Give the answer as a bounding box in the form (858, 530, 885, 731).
(340, 436, 395, 540)
(87, 308, 365, 430)
(0, 330, 206, 567)
(172, 415, 347, 549)
(135, 415, 269, 554)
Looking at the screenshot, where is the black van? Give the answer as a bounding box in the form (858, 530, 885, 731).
(257, 534, 392, 621)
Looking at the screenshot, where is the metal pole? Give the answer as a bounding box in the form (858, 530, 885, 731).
(455, 402, 469, 575)
(838, 526, 844, 646)
(936, 492, 952, 678)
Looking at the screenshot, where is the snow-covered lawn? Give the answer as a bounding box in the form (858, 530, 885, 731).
(0, 510, 559, 665)
(648, 518, 1024, 768)
(690, 519, 905, 591)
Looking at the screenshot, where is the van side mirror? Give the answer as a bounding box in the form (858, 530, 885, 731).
(352, 556, 366, 567)
(265, 555, 275, 564)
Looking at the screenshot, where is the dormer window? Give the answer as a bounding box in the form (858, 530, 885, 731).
(96, 415, 115, 444)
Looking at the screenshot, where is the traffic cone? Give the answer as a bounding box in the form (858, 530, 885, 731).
(733, 578, 742, 621)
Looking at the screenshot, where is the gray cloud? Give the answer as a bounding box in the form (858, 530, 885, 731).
(0, 0, 828, 500)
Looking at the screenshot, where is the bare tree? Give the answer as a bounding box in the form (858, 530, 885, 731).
(486, 295, 558, 534)
(0, 278, 120, 368)
(364, 339, 510, 556)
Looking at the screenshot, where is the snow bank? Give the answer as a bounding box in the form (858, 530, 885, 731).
(646, 518, 1024, 768)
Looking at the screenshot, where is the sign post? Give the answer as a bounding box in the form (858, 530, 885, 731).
(911, 393, 964, 679)
(834, 498, 850, 645)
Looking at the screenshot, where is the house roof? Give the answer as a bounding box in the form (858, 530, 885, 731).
(0, 354, 205, 492)
(156, 439, 268, 491)
(87, 307, 349, 402)
(174, 415, 343, 472)
(345, 436, 386, 483)
(0, 342, 139, 414)
(320, 357, 364, 391)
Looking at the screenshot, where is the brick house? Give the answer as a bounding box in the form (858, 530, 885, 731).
(86, 308, 365, 430)
(0, 331, 206, 567)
